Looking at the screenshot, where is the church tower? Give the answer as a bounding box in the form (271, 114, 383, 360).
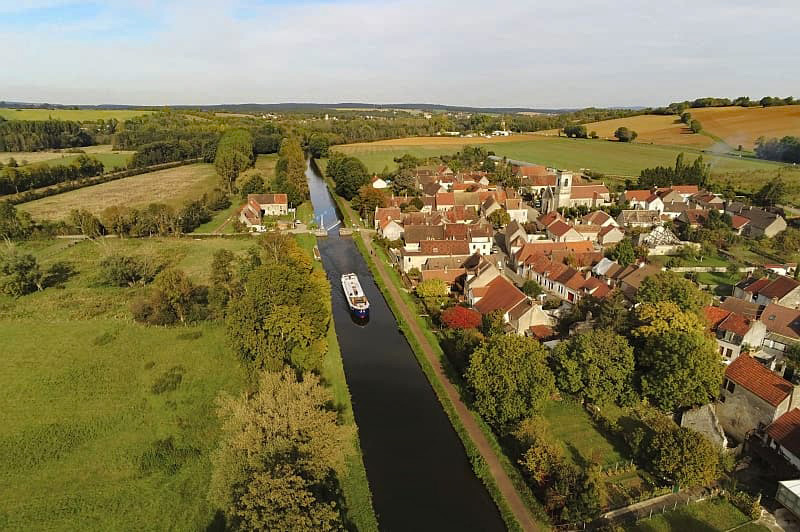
(556, 170, 573, 210)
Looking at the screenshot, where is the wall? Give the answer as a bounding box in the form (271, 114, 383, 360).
(717, 383, 785, 442)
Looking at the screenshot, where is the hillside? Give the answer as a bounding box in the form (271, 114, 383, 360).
(539, 105, 800, 151)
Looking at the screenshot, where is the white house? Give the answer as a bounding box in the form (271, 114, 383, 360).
(371, 176, 389, 189)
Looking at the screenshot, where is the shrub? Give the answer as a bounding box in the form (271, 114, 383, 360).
(440, 306, 482, 329)
(97, 254, 161, 287)
(726, 490, 762, 520)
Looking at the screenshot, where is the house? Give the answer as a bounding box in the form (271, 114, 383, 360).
(690, 191, 724, 212)
(632, 226, 683, 251)
(717, 355, 799, 442)
(592, 260, 661, 299)
(582, 210, 618, 227)
(765, 409, 800, 470)
(434, 192, 456, 211)
(725, 203, 787, 238)
(766, 264, 798, 277)
(623, 190, 663, 212)
(514, 240, 597, 272)
(546, 220, 584, 242)
(525, 255, 594, 303)
(239, 193, 289, 231)
(734, 276, 800, 308)
(444, 223, 493, 255)
(541, 171, 612, 213)
(704, 306, 767, 363)
(616, 210, 662, 228)
(574, 224, 602, 242)
(661, 201, 689, 220)
(760, 303, 800, 362)
(378, 219, 404, 241)
(676, 209, 710, 229)
(399, 239, 471, 272)
(597, 225, 625, 246)
(730, 215, 750, 235)
(371, 176, 389, 189)
(504, 221, 528, 255)
(420, 256, 467, 288)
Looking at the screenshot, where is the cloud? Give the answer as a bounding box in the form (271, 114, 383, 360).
(1, 0, 798, 107)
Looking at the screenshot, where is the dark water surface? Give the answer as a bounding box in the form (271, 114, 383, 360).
(306, 161, 504, 531)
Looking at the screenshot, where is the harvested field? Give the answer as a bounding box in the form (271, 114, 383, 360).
(0, 108, 153, 121)
(689, 105, 800, 150)
(538, 115, 713, 148)
(19, 163, 219, 220)
(0, 145, 135, 169)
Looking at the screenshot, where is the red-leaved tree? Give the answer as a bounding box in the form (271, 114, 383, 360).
(441, 306, 482, 329)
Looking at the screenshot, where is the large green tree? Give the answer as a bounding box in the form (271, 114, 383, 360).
(273, 136, 308, 206)
(214, 129, 255, 194)
(550, 329, 634, 405)
(209, 369, 351, 531)
(633, 302, 723, 410)
(636, 271, 710, 314)
(465, 335, 555, 429)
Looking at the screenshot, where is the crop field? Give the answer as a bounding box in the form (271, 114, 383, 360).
(18, 163, 220, 220)
(689, 105, 800, 151)
(0, 108, 153, 121)
(539, 115, 714, 148)
(0, 238, 253, 531)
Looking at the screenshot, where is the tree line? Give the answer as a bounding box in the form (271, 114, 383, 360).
(754, 136, 800, 164)
(0, 155, 104, 195)
(632, 153, 710, 189)
(0, 119, 94, 151)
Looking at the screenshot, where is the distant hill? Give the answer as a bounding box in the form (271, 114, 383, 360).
(538, 105, 800, 151)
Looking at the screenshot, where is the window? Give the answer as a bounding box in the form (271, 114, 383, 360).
(726, 380, 736, 393)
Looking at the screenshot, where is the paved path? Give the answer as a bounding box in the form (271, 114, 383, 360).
(360, 230, 544, 532)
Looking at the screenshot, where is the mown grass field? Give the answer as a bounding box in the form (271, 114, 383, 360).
(542, 400, 627, 467)
(0, 108, 153, 121)
(0, 235, 377, 531)
(19, 163, 219, 220)
(332, 135, 800, 204)
(626, 497, 767, 532)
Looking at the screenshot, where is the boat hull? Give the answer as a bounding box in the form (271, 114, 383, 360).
(350, 306, 369, 319)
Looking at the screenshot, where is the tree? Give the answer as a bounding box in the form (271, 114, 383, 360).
(465, 335, 555, 429)
(608, 238, 635, 267)
(680, 111, 692, 124)
(273, 136, 309, 205)
(754, 177, 787, 207)
(636, 271, 710, 314)
(416, 278, 448, 311)
(596, 290, 631, 335)
(239, 174, 265, 198)
(214, 129, 254, 194)
(614, 127, 638, 142)
(353, 185, 387, 224)
(68, 208, 103, 237)
(0, 249, 42, 296)
(330, 156, 369, 200)
(440, 306, 482, 329)
(689, 119, 703, 133)
(209, 369, 351, 531)
(97, 254, 161, 287)
(487, 209, 511, 228)
(144, 268, 207, 324)
(522, 280, 543, 298)
(550, 330, 635, 405)
(633, 302, 723, 410)
(515, 416, 564, 485)
(0, 201, 33, 240)
(563, 125, 588, 138)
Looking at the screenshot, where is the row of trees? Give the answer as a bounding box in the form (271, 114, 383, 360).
(679, 112, 703, 133)
(0, 155, 104, 195)
(653, 96, 798, 115)
(273, 136, 309, 206)
(754, 136, 800, 164)
(0, 119, 93, 151)
(635, 153, 710, 189)
(326, 152, 370, 200)
(129, 139, 212, 167)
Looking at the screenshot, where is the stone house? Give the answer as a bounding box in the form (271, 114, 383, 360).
(717, 355, 799, 442)
(734, 276, 800, 309)
(704, 306, 767, 363)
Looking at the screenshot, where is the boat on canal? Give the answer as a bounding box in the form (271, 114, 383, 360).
(341, 273, 369, 318)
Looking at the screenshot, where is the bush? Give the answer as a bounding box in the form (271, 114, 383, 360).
(726, 490, 762, 520)
(97, 254, 161, 287)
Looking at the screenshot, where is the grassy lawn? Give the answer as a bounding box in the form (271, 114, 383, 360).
(238, 153, 278, 185)
(626, 497, 765, 532)
(18, 163, 220, 220)
(295, 201, 314, 225)
(542, 400, 628, 467)
(192, 202, 243, 234)
(0, 238, 254, 531)
(1, 145, 135, 169)
(0, 108, 153, 121)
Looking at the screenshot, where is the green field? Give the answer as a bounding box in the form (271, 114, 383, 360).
(542, 400, 628, 467)
(29, 151, 132, 171)
(626, 497, 767, 532)
(0, 108, 153, 121)
(0, 235, 377, 530)
(333, 136, 800, 203)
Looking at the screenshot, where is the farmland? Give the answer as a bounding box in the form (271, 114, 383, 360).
(539, 115, 714, 148)
(18, 163, 219, 220)
(0, 144, 134, 168)
(689, 105, 800, 151)
(0, 108, 153, 121)
(331, 135, 800, 203)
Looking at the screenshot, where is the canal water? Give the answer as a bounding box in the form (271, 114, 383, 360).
(306, 161, 504, 531)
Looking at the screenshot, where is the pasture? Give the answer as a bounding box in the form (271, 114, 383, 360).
(1, 145, 134, 170)
(18, 163, 220, 220)
(0, 108, 153, 121)
(0, 237, 251, 531)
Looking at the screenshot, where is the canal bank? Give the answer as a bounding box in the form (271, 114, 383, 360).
(306, 160, 506, 531)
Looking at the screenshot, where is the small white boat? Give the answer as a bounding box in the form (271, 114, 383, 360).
(341, 273, 369, 319)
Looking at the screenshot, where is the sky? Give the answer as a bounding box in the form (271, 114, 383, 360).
(1, 0, 798, 108)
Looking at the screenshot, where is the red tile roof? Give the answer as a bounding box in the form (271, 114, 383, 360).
(767, 408, 800, 457)
(538, 211, 565, 227)
(435, 192, 455, 206)
(582, 210, 613, 225)
(704, 306, 731, 329)
(474, 276, 527, 315)
(731, 215, 750, 230)
(718, 313, 755, 337)
(624, 190, 652, 202)
(419, 240, 470, 255)
(547, 220, 576, 237)
(759, 276, 800, 300)
(760, 303, 800, 340)
(726, 355, 794, 407)
(743, 277, 771, 294)
(249, 193, 288, 205)
(570, 184, 610, 200)
(421, 268, 466, 285)
(516, 165, 551, 178)
(529, 325, 555, 340)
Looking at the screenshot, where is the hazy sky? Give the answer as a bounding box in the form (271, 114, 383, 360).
(2, 0, 798, 108)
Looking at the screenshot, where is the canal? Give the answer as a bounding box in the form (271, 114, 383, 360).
(306, 160, 505, 531)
